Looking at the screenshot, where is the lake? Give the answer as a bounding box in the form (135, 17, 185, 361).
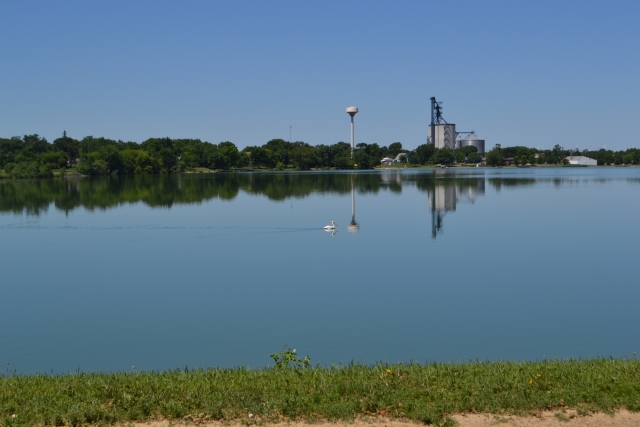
(1, 167, 639, 374)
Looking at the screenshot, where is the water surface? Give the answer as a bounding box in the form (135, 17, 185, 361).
(1, 168, 638, 373)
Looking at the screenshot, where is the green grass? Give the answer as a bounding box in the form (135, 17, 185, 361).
(1, 359, 639, 426)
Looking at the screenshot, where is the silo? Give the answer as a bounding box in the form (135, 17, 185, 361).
(458, 132, 485, 154)
(428, 124, 457, 150)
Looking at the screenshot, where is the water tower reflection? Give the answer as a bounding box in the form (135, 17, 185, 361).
(348, 174, 359, 233)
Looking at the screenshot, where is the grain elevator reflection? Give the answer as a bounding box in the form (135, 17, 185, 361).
(429, 176, 485, 239)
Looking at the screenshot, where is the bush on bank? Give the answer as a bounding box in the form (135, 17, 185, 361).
(1, 359, 639, 426)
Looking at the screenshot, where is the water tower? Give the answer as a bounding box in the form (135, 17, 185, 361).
(346, 106, 358, 159)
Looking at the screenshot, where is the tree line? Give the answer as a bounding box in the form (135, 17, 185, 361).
(3, 169, 615, 217)
(0, 133, 411, 179)
(1, 132, 638, 179)
(484, 144, 640, 166)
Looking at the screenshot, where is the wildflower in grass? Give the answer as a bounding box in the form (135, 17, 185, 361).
(537, 374, 541, 377)
(386, 369, 391, 373)
(529, 379, 533, 384)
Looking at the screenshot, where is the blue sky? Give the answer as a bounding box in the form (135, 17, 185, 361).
(1, 0, 638, 150)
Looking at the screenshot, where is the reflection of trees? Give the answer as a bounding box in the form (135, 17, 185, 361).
(1, 173, 394, 215)
(1, 171, 572, 218)
(488, 178, 536, 192)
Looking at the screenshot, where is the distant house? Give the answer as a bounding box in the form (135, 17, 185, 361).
(380, 157, 394, 166)
(394, 153, 408, 163)
(566, 156, 597, 166)
(380, 153, 409, 166)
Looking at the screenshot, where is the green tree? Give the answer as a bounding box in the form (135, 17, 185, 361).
(53, 133, 80, 159)
(614, 152, 623, 165)
(329, 142, 352, 167)
(550, 144, 565, 165)
(23, 134, 50, 155)
(99, 146, 123, 174)
(236, 152, 250, 168)
(91, 159, 110, 175)
(458, 145, 478, 157)
(121, 150, 159, 174)
(0, 137, 24, 168)
(468, 152, 482, 164)
(486, 145, 505, 166)
(213, 142, 240, 170)
(367, 143, 385, 163)
(290, 143, 318, 170)
(40, 151, 68, 169)
(388, 142, 403, 158)
(413, 144, 435, 164)
(432, 148, 455, 165)
(247, 146, 271, 168)
(333, 154, 353, 169)
(265, 139, 291, 166)
(353, 149, 372, 169)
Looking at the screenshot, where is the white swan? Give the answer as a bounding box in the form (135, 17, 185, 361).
(324, 221, 337, 230)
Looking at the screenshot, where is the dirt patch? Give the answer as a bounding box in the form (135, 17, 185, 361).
(134, 410, 640, 427)
(452, 409, 639, 426)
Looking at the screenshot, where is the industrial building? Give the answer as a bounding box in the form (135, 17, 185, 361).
(427, 97, 457, 150)
(566, 156, 597, 166)
(427, 97, 485, 154)
(457, 132, 485, 154)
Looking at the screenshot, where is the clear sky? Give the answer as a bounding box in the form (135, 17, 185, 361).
(1, 0, 638, 151)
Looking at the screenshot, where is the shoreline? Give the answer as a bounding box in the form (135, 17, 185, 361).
(3, 359, 639, 426)
(2, 163, 637, 181)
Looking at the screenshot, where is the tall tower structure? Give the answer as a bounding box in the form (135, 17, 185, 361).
(427, 97, 456, 150)
(346, 106, 358, 159)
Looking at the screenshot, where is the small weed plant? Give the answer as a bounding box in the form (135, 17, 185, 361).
(269, 346, 311, 369)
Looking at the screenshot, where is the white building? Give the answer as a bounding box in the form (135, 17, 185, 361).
(566, 156, 597, 166)
(394, 153, 408, 163)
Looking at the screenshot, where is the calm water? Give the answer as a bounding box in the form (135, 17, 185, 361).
(1, 168, 639, 374)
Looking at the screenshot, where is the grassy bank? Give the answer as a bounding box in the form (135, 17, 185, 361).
(2, 359, 639, 426)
